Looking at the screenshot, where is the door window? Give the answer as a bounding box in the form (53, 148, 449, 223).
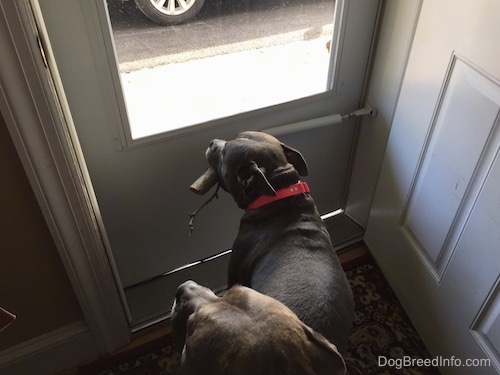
(107, 0, 336, 140)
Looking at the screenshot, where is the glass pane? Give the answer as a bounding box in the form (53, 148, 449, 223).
(107, 0, 336, 139)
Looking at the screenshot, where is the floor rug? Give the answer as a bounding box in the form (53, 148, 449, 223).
(78, 251, 440, 374)
(342, 253, 440, 374)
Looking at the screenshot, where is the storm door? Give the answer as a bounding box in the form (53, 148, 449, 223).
(35, 0, 379, 329)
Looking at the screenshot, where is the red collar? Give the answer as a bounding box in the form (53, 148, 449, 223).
(246, 181, 310, 210)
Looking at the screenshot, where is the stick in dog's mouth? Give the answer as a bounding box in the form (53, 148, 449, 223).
(188, 167, 220, 237)
(190, 167, 218, 195)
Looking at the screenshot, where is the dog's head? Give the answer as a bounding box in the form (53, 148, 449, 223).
(171, 280, 347, 375)
(171, 280, 219, 351)
(205, 131, 308, 208)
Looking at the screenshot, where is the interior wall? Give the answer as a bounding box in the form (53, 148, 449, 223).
(0, 110, 83, 351)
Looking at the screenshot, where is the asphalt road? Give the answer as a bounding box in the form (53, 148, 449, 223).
(107, 0, 335, 70)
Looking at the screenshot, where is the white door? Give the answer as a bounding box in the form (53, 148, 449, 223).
(35, 0, 379, 328)
(366, 0, 500, 373)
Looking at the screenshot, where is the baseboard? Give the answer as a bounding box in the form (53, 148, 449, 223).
(0, 321, 99, 375)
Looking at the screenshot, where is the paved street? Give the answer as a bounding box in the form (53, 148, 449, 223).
(108, 0, 335, 67)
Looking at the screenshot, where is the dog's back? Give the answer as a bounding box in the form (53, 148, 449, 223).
(229, 194, 354, 353)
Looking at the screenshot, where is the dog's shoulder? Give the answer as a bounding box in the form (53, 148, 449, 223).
(224, 286, 347, 375)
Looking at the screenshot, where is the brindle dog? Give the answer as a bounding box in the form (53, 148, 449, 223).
(172, 280, 347, 375)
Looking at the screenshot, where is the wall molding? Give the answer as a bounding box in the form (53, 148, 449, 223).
(0, 322, 98, 375)
(0, 0, 130, 358)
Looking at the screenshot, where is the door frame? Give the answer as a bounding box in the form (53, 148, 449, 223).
(0, 0, 383, 355)
(0, 1, 129, 354)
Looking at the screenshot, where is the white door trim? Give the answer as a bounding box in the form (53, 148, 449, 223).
(0, 322, 98, 375)
(0, 1, 129, 355)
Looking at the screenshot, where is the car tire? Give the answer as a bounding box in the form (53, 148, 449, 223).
(134, 0, 205, 26)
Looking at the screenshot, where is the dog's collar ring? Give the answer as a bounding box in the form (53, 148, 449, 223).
(245, 181, 310, 210)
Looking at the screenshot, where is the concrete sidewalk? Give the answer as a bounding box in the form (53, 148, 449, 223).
(120, 30, 332, 139)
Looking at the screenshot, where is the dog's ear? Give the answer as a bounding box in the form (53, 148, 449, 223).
(171, 306, 188, 353)
(237, 162, 276, 196)
(281, 143, 308, 176)
(302, 324, 347, 375)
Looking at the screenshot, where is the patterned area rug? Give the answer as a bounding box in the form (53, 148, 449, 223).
(343, 253, 440, 374)
(78, 251, 440, 374)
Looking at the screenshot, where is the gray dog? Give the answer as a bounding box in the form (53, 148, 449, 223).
(172, 280, 347, 374)
(200, 131, 354, 353)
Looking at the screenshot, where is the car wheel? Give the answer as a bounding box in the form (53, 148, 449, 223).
(134, 0, 206, 26)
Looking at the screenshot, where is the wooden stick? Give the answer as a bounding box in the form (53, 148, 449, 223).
(188, 184, 220, 237)
(190, 167, 218, 195)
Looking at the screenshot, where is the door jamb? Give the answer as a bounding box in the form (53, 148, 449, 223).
(0, 1, 130, 355)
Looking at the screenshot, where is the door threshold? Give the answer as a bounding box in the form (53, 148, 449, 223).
(323, 211, 365, 250)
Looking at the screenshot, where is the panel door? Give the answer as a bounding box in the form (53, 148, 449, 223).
(366, 0, 500, 373)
